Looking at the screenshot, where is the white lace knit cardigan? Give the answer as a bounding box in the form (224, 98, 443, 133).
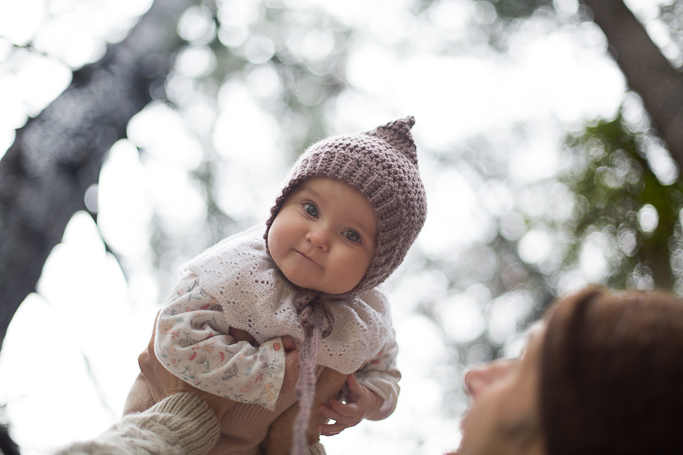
(186, 225, 392, 374)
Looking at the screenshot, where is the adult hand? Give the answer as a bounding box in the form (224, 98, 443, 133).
(280, 335, 300, 394)
(317, 373, 382, 436)
(228, 327, 256, 345)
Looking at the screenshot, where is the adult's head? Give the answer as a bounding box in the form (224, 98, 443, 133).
(458, 286, 683, 455)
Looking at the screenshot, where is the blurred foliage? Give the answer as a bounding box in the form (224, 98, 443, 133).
(562, 116, 683, 291)
(205, 3, 350, 151)
(143, 0, 357, 288)
(489, 0, 553, 19)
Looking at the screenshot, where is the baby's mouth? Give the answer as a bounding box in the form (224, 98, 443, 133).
(296, 250, 319, 266)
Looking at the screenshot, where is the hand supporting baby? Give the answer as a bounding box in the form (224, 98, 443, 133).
(317, 373, 384, 436)
(280, 335, 300, 393)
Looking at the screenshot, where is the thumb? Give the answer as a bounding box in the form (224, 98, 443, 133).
(347, 373, 363, 399)
(281, 335, 296, 351)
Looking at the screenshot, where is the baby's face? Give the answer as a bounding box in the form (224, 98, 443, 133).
(268, 177, 377, 295)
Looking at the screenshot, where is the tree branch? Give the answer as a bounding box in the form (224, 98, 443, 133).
(582, 0, 683, 168)
(0, 0, 193, 351)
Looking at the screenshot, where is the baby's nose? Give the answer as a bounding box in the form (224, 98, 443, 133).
(306, 226, 330, 250)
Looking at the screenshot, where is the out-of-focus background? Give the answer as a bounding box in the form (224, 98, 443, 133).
(0, 0, 682, 453)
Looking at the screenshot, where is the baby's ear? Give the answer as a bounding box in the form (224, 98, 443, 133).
(364, 116, 417, 165)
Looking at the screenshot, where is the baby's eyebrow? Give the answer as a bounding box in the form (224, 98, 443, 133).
(299, 188, 321, 199)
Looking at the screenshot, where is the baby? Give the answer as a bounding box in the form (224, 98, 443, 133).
(124, 117, 427, 455)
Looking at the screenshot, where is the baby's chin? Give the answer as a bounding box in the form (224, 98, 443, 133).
(283, 274, 357, 295)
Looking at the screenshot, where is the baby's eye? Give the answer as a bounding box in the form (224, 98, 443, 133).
(303, 203, 319, 218)
(343, 230, 361, 243)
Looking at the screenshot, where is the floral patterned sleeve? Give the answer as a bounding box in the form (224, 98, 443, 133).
(154, 271, 286, 411)
(354, 328, 401, 421)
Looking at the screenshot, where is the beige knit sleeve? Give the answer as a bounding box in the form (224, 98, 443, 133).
(53, 393, 219, 455)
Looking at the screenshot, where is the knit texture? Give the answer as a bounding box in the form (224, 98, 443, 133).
(263, 116, 426, 455)
(58, 393, 219, 455)
(125, 366, 331, 455)
(185, 225, 392, 374)
(152, 393, 221, 455)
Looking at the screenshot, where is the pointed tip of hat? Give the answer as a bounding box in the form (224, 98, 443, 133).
(400, 116, 416, 128)
(365, 116, 418, 165)
(379, 116, 415, 131)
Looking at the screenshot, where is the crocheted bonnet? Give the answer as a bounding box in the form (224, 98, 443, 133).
(265, 116, 427, 295)
(264, 116, 427, 455)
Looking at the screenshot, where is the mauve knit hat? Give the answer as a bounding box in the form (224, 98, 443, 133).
(265, 116, 426, 455)
(265, 116, 427, 295)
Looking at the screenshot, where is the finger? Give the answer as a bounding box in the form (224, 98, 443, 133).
(318, 403, 349, 422)
(347, 373, 363, 394)
(286, 349, 300, 366)
(286, 352, 300, 374)
(229, 327, 255, 344)
(328, 399, 358, 417)
(347, 374, 370, 403)
(317, 422, 349, 436)
(281, 335, 296, 351)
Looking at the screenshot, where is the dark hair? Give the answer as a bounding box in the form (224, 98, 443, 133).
(540, 287, 683, 455)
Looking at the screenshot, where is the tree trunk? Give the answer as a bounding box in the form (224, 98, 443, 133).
(0, 0, 192, 351)
(582, 0, 683, 168)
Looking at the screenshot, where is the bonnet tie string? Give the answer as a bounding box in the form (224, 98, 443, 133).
(292, 290, 335, 455)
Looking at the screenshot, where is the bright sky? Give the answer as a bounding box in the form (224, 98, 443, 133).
(0, 0, 676, 454)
